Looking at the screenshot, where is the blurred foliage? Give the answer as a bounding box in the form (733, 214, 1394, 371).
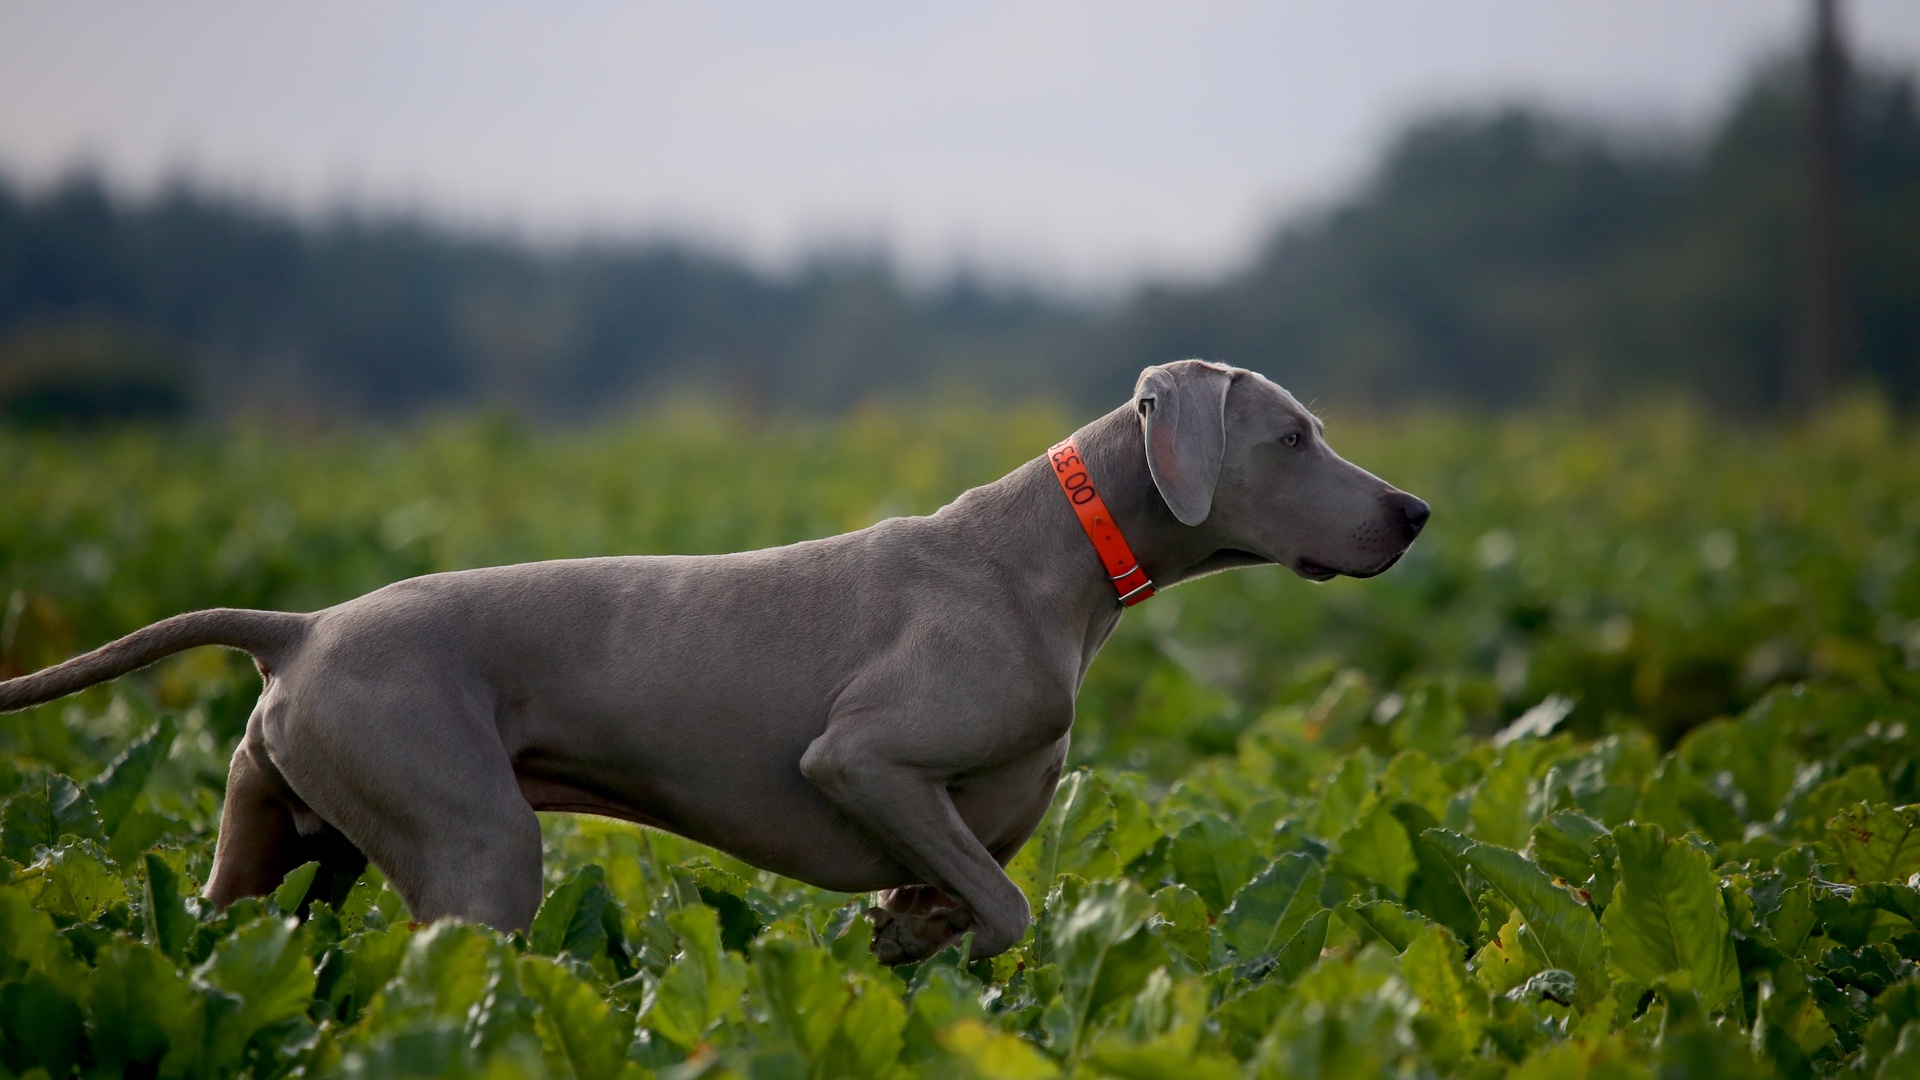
(0, 323, 193, 427)
(0, 400, 1918, 1074)
(6, 56, 1920, 422)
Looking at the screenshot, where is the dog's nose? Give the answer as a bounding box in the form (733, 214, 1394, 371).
(1391, 492, 1431, 536)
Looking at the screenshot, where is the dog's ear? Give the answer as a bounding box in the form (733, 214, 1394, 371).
(1135, 360, 1233, 526)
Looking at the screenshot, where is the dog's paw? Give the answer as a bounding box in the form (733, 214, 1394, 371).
(866, 886, 974, 966)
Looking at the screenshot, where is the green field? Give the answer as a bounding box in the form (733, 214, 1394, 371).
(2, 401, 1919, 1078)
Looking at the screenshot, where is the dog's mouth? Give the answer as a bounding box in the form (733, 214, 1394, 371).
(1292, 558, 1340, 582)
(1294, 547, 1409, 582)
(1343, 549, 1406, 579)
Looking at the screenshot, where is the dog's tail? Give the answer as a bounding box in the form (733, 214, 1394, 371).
(0, 608, 308, 713)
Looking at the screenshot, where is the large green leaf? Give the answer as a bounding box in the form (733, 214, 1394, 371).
(1685, 699, 1801, 824)
(827, 904, 888, 978)
(1333, 801, 1417, 897)
(1381, 749, 1453, 821)
(643, 901, 747, 1051)
(1441, 830, 1610, 1008)
(1107, 775, 1163, 868)
(1084, 1040, 1242, 1080)
(518, 954, 641, 1080)
(1651, 982, 1772, 1079)
(1047, 879, 1166, 1056)
(529, 862, 629, 980)
(1084, 972, 1241, 1080)
(1764, 881, 1817, 955)
(682, 862, 767, 954)
(1601, 823, 1741, 1016)
(87, 937, 203, 1077)
(0, 972, 85, 1077)
(85, 716, 176, 838)
(1558, 733, 1659, 827)
(751, 933, 847, 1058)
(937, 1019, 1061, 1078)
(1637, 757, 1744, 844)
(1472, 907, 1543, 995)
(1828, 802, 1920, 884)
(1339, 899, 1432, 953)
(25, 838, 128, 921)
(1756, 959, 1837, 1062)
(1234, 908, 1330, 987)
(321, 922, 414, 1027)
(1395, 803, 1481, 947)
(1150, 884, 1212, 971)
(1401, 923, 1487, 1068)
(0, 884, 83, 989)
(903, 960, 988, 1063)
(270, 859, 320, 914)
(1528, 811, 1609, 886)
(1391, 686, 1466, 758)
(107, 809, 185, 865)
(1786, 765, 1887, 840)
(355, 920, 497, 1033)
(1213, 981, 1292, 1060)
(1, 774, 103, 863)
(1008, 769, 1118, 908)
(1469, 740, 1557, 851)
(1219, 854, 1323, 963)
(1168, 814, 1262, 913)
(1307, 753, 1377, 841)
(195, 915, 316, 1070)
(821, 972, 908, 1080)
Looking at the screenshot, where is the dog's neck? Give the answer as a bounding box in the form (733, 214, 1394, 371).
(1064, 405, 1238, 592)
(942, 403, 1246, 625)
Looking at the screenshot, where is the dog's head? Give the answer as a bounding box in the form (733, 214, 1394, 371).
(1135, 359, 1428, 581)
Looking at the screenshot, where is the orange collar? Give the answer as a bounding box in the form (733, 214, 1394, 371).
(1048, 436, 1155, 606)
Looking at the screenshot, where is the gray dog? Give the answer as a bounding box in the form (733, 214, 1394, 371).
(0, 360, 1426, 963)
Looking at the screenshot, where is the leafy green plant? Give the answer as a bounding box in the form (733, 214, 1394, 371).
(1, 402, 1918, 1075)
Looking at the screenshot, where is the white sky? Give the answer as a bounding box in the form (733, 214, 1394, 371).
(3, 1, 1918, 292)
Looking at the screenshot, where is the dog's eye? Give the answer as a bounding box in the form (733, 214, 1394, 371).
(1282, 433, 1300, 447)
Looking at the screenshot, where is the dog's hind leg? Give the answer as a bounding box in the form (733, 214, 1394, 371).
(205, 740, 308, 907)
(205, 736, 367, 910)
(256, 688, 546, 932)
(356, 797, 544, 932)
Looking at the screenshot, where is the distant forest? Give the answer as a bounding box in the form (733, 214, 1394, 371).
(2, 55, 1918, 423)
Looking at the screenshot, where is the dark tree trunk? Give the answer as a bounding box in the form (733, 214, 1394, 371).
(1796, 0, 1850, 411)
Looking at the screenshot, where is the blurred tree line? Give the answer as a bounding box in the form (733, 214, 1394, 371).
(1, 55, 1917, 424)
(0, 185, 1083, 422)
(1091, 58, 1920, 413)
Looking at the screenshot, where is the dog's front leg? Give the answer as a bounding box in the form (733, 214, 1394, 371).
(800, 730, 1031, 963)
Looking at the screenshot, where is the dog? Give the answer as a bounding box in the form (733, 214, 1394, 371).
(0, 360, 1427, 963)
